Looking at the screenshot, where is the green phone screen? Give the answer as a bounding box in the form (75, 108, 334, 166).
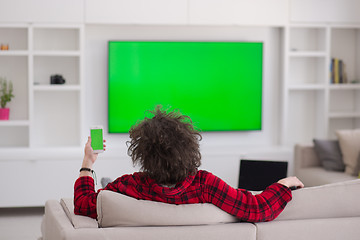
(90, 128, 103, 150)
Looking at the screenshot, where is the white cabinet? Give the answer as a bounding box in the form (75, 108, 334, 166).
(328, 27, 360, 138)
(0, 159, 79, 207)
(290, 0, 360, 24)
(85, 0, 188, 25)
(0, 0, 84, 23)
(0, 25, 30, 148)
(282, 25, 360, 146)
(0, 24, 84, 207)
(84, 0, 289, 26)
(188, 0, 289, 26)
(0, 24, 85, 207)
(0, 24, 84, 149)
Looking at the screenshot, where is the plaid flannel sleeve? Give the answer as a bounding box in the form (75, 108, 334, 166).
(202, 172, 292, 222)
(73, 176, 98, 219)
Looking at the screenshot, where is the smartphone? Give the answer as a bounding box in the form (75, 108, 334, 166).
(90, 126, 104, 153)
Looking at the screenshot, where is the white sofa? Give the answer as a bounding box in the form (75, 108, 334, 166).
(41, 179, 360, 240)
(294, 144, 357, 187)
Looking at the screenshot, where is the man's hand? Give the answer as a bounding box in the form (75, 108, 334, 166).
(278, 176, 304, 189)
(80, 136, 106, 177)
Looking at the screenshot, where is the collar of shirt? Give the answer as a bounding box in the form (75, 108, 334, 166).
(141, 173, 197, 197)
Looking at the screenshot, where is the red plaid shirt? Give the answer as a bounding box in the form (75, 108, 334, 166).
(74, 170, 292, 222)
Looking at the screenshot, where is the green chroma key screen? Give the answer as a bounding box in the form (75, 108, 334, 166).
(108, 41, 263, 133)
(90, 128, 103, 150)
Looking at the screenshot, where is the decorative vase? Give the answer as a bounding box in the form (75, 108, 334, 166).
(0, 108, 10, 120)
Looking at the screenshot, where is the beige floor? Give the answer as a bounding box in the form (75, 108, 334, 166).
(0, 207, 44, 240)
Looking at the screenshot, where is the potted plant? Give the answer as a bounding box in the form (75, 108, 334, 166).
(0, 77, 15, 120)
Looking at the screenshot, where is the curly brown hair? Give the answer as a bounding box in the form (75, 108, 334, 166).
(127, 106, 202, 185)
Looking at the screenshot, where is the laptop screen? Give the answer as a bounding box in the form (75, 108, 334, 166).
(238, 160, 288, 191)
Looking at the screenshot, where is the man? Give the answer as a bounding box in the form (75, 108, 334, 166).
(74, 106, 304, 221)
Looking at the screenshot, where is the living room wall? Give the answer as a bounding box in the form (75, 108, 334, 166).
(1, 0, 360, 207)
(84, 24, 286, 185)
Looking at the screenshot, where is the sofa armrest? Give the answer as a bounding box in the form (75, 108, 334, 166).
(276, 179, 360, 221)
(294, 144, 321, 174)
(42, 200, 107, 240)
(60, 198, 98, 229)
(41, 200, 76, 240)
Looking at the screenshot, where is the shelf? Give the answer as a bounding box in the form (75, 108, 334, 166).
(33, 51, 81, 57)
(33, 85, 81, 91)
(33, 91, 81, 147)
(0, 50, 28, 56)
(331, 28, 360, 84)
(288, 57, 326, 85)
(0, 125, 29, 148)
(288, 84, 325, 90)
(329, 112, 360, 118)
(289, 51, 327, 57)
(33, 27, 80, 52)
(0, 27, 28, 51)
(329, 84, 360, 90)
(289, 27, 327, 52)
(328, 118, 360, 139)
(33, 55, 80, 85)
(0, 120, 29, 126)
(285, 91, 326, 145)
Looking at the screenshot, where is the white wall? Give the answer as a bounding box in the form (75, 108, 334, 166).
(84, 24, 289, 187)
(290, 0, 360, 23)
(1, 0, 360, 206)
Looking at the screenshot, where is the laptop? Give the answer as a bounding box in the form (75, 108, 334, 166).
(238, 159, 288, 191)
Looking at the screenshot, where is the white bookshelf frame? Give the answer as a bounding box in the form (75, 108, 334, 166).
(281, 24, 360, 145)
(0, 23, 84, 149)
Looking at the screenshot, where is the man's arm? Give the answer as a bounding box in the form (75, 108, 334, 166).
(73, 137, 106, 219)
(202, 172, 303, 222)
(74, 176, 98, 219)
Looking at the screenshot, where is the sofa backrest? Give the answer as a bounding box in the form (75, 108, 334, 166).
(294, 144, 320, 174)
(276, 179, 360, 221)
(97, 179, 360, 227)
(97, 190, 237, 227)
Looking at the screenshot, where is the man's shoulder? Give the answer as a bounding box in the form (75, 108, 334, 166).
(197, 169, 215, 176)
(113, 172, 145, 183)
(196, 170, 217, 181)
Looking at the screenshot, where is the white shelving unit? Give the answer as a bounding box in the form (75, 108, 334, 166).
(0, 24, 84, 207)
(282, 24, 360, 145)
(0, 24, 83, 149)
(0, 24, 30, 148)
(327, 26, 360, 138)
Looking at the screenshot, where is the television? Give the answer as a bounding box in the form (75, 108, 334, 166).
(108, 41, 263, 133)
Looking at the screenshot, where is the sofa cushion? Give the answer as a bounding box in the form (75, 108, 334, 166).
(256, 217, 360, 240)
(296, 167, 356, 187)
(60, 198, 98, 229)
(97, 190, 237, 227)
(101, 223, 257, 240)
(313, 139, 345, 171)
(276, 179, 360, 221)
(336, 129, 360, 175)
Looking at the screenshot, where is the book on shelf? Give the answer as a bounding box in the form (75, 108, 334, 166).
(330, 58, 347, 84)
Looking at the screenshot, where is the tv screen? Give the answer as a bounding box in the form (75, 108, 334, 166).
(108, 41, 263, 133)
